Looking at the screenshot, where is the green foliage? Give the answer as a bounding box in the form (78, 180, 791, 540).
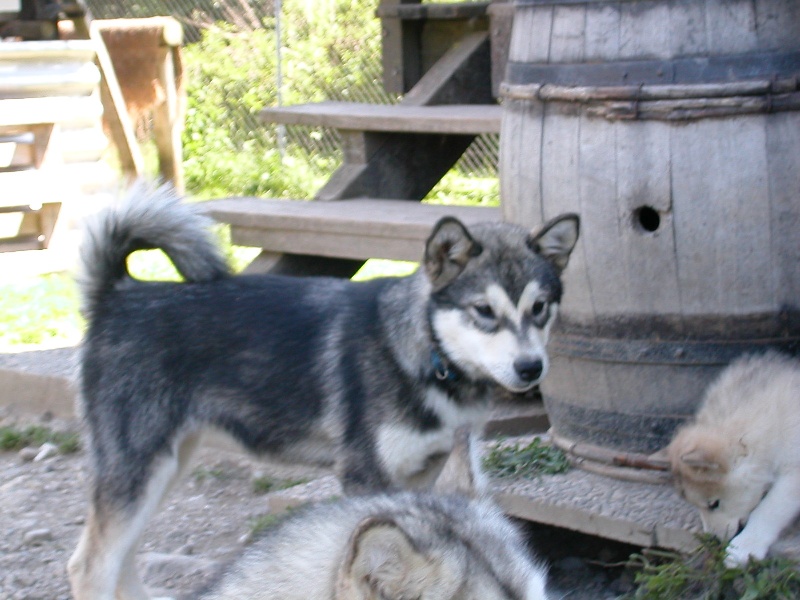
(0, 425, 80, 454)
(626, 534, 800, 600)
(192, 466, 229, 482)
(252, 475, 309, 495)
(0, 274, 83, 349)
(424, 172, 500, 207)
(180, 0, 388, 199)
(483, 437, 571, 479)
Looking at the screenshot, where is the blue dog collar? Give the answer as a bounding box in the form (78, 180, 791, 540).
(431, 349, 459, 382)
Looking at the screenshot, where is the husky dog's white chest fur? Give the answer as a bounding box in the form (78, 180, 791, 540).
(376, 387, 489, 486)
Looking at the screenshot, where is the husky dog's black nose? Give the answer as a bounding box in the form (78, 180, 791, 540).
(514, 357, 543, 383)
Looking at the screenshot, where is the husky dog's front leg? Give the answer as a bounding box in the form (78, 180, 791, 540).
(726, 471, 800, 566)
(338, 443, 394, 495)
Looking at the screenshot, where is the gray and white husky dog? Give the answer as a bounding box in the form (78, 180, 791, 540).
(201, 429, 550, 600)
(68, 182, 579, 600)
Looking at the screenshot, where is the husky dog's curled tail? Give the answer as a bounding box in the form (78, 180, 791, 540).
(78, 180, 230, 319)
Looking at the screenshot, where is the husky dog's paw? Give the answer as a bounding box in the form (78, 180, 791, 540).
(725, 535, 770, 567)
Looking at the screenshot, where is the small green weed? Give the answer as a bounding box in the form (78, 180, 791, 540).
(248, 506, 303, 539)
(483, 437, 570, 479)
(249, 512, 284, 538)
(0, 424, 80, 454)
(624, 534, 800, 600)
(252, 476, 309, 495)
(192, 466, 228, 482)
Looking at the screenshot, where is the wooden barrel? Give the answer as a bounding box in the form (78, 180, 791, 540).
(499, 0, 800, 474)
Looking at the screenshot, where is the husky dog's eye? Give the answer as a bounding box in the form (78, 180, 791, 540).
(532, 299, 547, 317)
(707, 499, 720, 511)
(473, 303, 495, 320)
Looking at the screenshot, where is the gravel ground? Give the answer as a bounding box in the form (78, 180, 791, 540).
(0, 406, 635, 600)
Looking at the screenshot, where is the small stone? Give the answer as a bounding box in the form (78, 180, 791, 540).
(238, 531, 253, 545)
(18, 447, 38, 462)
(34, 443, 59, 462)
(23, 528, 53, 546)
(177, 543, 195, 555)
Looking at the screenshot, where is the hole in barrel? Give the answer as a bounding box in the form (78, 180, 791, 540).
(634, 206, 660, 233)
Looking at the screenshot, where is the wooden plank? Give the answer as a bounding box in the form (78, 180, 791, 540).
(705, 0, 758, 55)
(493, 466, 701, 552)
(152, 45, 185, 192)
(88, 19, 144, 178)
(204, 198, 500, 262)
(376, 2, 489, 20)
(508, 4, 552, 63)
(576, 113, 625, 316)
(259, 102, 501, 134)
(499, 98, 542, 226)
(0, 96, 102, 127)
(619, 0, 670, 60)
(0, 61, 99, 98)
(0, 40, 95, 62)
(549, 4, 585, 63)
(401, 31, 493, 105)
(539, 110, 595, 323)
(670, 119, 723, 316)
(615, 120, 682, 316)
(668, 0, 707, 56)
(316, 132, 476, 201)
(584, 3, 620, 61)
(766, 111, 800, 305)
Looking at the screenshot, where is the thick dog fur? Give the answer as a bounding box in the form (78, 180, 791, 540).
(667, 352, 800, 565)
(67, 182, 579, 599)
(200, 429, 550, 599)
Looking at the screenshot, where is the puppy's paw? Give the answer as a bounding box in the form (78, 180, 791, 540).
(725, 535, 769, 567)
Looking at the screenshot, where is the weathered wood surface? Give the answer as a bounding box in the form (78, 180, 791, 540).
(260, 101, 501, 134)
(500, 0, 800, 455)
(0, 96, 102, 127)
(0, 40, 117, 255)
(204, 197, 500, 262)
(378, 0, 491, 95)
(376, 2, 490, 20)
(401, 31, 493, 105)
(88, 20, 144, 179)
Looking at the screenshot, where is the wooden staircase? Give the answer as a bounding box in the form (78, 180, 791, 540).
(204, 0, 511, 277)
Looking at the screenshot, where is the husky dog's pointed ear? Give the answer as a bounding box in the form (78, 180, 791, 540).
(424, 217, 482, 291)
(527, 213, 580, 271)
(335, 517, 430, 600)
(434, 426, 485, 497)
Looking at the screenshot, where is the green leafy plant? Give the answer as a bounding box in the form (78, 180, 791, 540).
(252, 475, 309, 495)
(0, 274, 83, 349)
(483, 437, 571, 479)
(625, 534, 800, 600)
(0, 425, 80, 454)
(191, 466, 229, 482)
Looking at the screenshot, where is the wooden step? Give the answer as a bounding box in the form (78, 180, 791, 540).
(259, 102, 501, 135)
(203, 197, 500, 262)
(376, 1, 490, 20)
(0, 96, 103, 128)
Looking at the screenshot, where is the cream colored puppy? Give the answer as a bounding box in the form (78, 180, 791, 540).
(668, 352, 800, 566)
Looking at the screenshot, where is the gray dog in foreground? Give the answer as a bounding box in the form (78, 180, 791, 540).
(68, 182, 579, 599)
(200, 429, 551, 599)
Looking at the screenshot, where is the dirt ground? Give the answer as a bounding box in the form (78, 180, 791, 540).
(0, 409, 632, 600)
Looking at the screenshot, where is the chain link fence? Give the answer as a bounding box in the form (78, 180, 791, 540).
(86, 0, 498, 197)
